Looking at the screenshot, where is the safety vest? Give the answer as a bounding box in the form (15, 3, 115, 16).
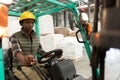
(14, 30, 40, 56)
(12, 30, 40, 66)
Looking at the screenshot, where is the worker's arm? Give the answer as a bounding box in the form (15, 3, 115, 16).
(16, 52, 36, 66)
(83, 23, 92, 39)
(37, 43, 46, 56)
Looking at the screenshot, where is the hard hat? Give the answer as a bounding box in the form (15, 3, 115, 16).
(19, 11, 35, 21)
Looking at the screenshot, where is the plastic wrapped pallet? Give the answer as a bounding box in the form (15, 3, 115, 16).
(8, 16, 21, 37)
(57, 37, 84, 60)
(39, 15, 54, 35)
(54, 27, 69, 36)
(40, 34, 64, 52)
(2, 38, 10, 49)
(106, 48, 120, 63)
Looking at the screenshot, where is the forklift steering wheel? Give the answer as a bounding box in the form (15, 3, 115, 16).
(38, 49, 63, 63)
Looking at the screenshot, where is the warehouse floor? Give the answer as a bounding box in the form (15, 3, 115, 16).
(73, 48, 120, 80)
(73, 51, 92, 80)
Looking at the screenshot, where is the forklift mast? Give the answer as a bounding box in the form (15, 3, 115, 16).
(0, 0, 92, 80)
(90, 0, 120, 80)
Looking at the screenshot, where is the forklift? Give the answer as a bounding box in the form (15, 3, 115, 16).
(0, 0, 91, 80)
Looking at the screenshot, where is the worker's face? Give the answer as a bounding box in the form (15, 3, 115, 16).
(22, 19, 35, 32)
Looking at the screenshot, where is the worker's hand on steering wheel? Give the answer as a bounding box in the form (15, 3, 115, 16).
(46, 49, 63, 58)
(55, 49, 63, 58)
(38, 49, 63, 63)
(23, 54, 36, 66)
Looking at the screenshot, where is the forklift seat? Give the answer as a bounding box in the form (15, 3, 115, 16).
(4, 48, 19, 80)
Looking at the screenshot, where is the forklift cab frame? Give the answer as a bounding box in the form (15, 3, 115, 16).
(0, 0, 91, 80)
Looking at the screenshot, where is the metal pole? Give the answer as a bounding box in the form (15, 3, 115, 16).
(93, 0, 99, 32)
(88, 0, 91, 22)
(63, 11, 66, 27)
(55, 13, 59, 27)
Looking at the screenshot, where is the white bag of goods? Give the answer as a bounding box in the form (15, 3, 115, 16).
(40, 34, 64, 52)
(39, 15, 54, 35)
(57, 37, 84, 60)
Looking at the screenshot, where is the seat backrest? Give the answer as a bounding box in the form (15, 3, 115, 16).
(4, 48, 20, 80)
(4, 48, 13, 70)
(8, 48, 13, 70)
